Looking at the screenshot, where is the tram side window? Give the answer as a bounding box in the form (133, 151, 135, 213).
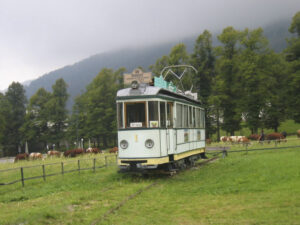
(176, 104, 182, 128)
(200, 109, 205, 128)
(125, 102, 146, 128)
(167, 102, 173, 128)
(193, 107, 196, 128)
(183, 105, 188, 128)
(148, 101, 159, 128)
(189, 106, 193, 128)
(117, 102, 123, 129)
(196, 108, 201, 128)
(160, 102, 166, 128)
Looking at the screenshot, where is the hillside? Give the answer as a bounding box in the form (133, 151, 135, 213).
(24, 18, 292, 110)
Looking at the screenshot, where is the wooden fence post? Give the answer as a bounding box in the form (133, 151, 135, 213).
(78, 160, 80, 173)
(105, 156, 108, 167)
(42, 165, 46, 181)
(20, 167, 24, 187)
(93, 158, 96, 172)
(61, 162, 64, 175)
(222, 149, 227, 158)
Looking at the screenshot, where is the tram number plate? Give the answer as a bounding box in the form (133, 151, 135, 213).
(130, 122, 142, 127)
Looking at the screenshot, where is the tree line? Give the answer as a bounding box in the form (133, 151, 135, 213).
(0, 12, 300, 156)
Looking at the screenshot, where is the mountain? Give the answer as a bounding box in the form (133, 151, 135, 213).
(24, 18, 293, 110)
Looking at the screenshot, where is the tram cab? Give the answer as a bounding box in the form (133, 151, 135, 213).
(116, 81, 205, 171)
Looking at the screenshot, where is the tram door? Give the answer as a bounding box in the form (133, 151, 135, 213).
(166, 102, 173, 154)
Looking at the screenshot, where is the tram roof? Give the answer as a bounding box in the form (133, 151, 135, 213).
(116, 85, 201, 106)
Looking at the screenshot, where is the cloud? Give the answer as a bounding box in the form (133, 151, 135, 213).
(0, 0, 299, 90)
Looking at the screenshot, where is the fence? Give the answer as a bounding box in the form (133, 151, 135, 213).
(0, 154, 117, 187)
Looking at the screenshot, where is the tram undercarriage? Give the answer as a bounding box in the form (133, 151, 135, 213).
(118, 152, 207, 173)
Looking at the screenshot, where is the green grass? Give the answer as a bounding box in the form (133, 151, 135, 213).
(1, 144, 300, 224)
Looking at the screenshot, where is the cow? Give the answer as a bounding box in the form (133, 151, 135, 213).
(64, 148, 85, 157)
(86, 148, 101, 154)
(109, 147, 118, 153)
(248, 134, 260, 141)
(47, 150, 61, 157)
(14, 153, 29, 162)
(29, 152, 43, 160)
(205, 139, 212, 145)
(266, 133, 286, 143)
(238, 137, 251, 146)
(297, 130, 300, 138)
(220, 136, 229, 142)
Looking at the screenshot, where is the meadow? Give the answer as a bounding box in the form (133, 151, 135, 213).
(0, 139, 300, 224)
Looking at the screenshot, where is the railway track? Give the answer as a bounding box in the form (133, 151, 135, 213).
(90, 156, 219, 225)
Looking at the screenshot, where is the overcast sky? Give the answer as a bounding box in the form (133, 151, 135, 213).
(0, 0, 300, 91)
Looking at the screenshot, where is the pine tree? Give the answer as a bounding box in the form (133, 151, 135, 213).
(47, 79, 69, 148)
(215, 27, 242, 135)
(286, 11, 300, 122)
(20, 88, 52, 151)
(3, 82, 27, 155)
(191, 30, 216, 138)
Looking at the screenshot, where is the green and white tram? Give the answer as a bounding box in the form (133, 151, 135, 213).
(116, 78, 206, 171)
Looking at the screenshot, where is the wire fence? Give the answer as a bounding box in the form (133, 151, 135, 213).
(0, 154, 117, 187)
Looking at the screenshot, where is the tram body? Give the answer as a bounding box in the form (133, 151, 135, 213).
(116, 83, 205, 171)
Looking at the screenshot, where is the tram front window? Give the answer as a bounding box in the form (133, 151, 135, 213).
(125, 102, 146, 128)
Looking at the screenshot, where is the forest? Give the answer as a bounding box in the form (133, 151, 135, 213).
(0, 11, 300, 156)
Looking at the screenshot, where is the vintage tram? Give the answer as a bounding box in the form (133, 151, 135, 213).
(116, 69, 205, 172)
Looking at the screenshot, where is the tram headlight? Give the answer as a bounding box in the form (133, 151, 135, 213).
(120, 140, 128, 149)
(145, 139, 154, 149)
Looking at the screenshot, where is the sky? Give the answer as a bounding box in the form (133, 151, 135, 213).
(0, 0, 300, 91)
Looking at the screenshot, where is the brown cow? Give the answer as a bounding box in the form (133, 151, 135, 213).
(238, 137, 250, 146)
(248, 134, 260, 141)
(205, 139, 212, 145)
(109, 147, 118, 153)
(47, 150, 61, 157)
(86, 148, 101, 154)
(14, 153, 29, 162)
(64, 148, 85, 157)
(266, 133, 286, 143)
(297, 130, 300, 138)
(29, 152, 43, 160)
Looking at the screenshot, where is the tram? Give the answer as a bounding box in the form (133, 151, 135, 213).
(116, 66, 206, 171)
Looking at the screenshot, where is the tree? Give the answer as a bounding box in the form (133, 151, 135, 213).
(47, 79, 69, 148)
(84, 68, 118, 148)
(191, 30, 216, 138)
(286, 11, 300, 122)
(215, 27, 242, 135)
(260, 52, 288, 132)
(0, 93, 7, 148)
(238, 28, 270, 133)
(150, 43, 192, 90)
(20, 88, 52, 151)
(67, 93, 88, 147)
(3, 82, 27, 155)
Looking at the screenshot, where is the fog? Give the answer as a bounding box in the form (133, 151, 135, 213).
(0, 0, 300, 90)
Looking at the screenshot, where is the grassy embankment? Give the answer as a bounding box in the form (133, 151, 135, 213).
(0, 139, 300, 224)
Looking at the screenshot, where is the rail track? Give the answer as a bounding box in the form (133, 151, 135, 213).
(91, 156, 219, 225)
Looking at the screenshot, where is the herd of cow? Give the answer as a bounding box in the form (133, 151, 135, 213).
(14, 147, 118, 162)
(218, 132, 289, 145)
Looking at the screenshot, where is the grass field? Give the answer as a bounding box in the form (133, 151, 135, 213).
(0, 142, 300, 224)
